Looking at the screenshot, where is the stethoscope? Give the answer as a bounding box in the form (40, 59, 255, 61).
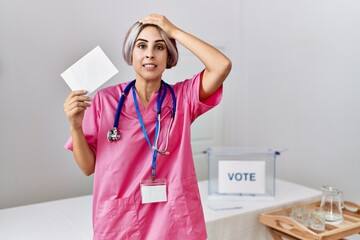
(107, 79, 177, 156)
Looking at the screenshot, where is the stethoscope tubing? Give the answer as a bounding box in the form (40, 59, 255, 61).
(107, 80, 176, 147)
(113, 80, 136, 129)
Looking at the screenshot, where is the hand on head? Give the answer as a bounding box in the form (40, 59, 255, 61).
(139, 14, 178, 39)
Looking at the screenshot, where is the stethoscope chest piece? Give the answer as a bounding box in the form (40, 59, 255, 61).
(107, 80, 176, 147)
(107, 127, 120, 142)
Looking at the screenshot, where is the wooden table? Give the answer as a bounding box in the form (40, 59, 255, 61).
(258, 201, 360, 240)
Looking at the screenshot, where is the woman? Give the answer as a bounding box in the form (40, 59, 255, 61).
(64, 14, 231, 240)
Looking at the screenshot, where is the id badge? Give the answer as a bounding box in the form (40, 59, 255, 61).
(140, 178, 167, 204)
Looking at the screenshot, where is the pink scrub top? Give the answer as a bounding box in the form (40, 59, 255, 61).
(65, 71, 222, 240)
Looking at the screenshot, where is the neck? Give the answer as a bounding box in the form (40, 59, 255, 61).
(135, 79, 161, 108)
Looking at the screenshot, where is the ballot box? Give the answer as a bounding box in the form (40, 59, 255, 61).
(206, 147, 280, 200)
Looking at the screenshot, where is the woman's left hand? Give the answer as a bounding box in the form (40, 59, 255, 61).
(140, 13, 232, 102)
(139, 14, 178, 39)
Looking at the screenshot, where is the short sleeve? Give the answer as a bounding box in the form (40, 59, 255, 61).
(177, 70, 223, 122)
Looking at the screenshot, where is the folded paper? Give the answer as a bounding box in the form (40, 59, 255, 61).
(61, 46, 118, 94)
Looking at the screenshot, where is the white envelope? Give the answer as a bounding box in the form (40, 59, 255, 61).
(61, 45, 119, 94)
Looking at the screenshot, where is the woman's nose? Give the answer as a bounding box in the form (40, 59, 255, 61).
(146, 50, 154, 59)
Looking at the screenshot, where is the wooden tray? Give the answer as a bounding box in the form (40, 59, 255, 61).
(258, 201, 360, 240)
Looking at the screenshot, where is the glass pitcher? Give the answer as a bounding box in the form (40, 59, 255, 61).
(320, 185, 344, 225)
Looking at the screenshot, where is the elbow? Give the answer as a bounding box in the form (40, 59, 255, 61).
(83, 169, 94, 176)
(219, 58, 232, 82)
(81, 166, 95, 176)
(224, 58, 232, 77)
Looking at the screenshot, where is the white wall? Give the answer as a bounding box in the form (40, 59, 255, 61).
(0, 0, 237, 209)
(1, 0, 359, 209)
(224, 0, 360, 203)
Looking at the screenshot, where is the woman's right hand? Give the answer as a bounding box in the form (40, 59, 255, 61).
(63, 90, 92, 131)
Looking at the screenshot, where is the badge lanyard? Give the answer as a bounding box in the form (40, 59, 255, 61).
(107, 80, 176, 182)
(132, 81, 175, 181)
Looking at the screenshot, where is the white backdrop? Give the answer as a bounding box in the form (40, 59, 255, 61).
(1, 0, 359, 209)
(223, 0, 360, 203)
(0, 0, 236, 209)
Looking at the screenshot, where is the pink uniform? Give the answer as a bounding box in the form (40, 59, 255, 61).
(65, 71, 222, 240)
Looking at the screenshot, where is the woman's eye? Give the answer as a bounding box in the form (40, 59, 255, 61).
(138, 44, 146, 49)
(156, 45, 164, 50)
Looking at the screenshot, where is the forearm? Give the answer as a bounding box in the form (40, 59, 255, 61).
(172, 29, 232, 100)
(71, 128, 95, 176)
(173, 29, 231, 75)
(139, 14, 232, 99)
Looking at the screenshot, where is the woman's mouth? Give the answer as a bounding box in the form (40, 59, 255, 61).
(143, 64, 157, 69)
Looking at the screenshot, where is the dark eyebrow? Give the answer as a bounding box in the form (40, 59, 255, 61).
(135, 38, 165, 43)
